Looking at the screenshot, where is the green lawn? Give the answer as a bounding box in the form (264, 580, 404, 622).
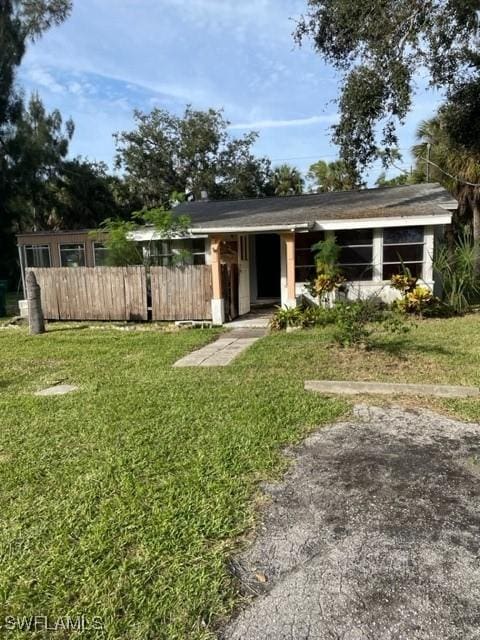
(0, 317, 480, 638)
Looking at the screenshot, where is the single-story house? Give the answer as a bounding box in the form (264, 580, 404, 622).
(17, 183, 457, 325)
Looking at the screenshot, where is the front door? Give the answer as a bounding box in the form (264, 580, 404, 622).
(238, 234, 250, 315)
(255, 234, 281, 299)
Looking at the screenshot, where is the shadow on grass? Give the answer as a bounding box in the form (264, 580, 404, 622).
(45, 324, 91, 334)
(371, 338, 455, 358)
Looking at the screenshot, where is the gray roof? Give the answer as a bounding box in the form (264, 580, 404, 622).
(175, 183, 456, 229)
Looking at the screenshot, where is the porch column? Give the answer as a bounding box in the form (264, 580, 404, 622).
(280, 232, 297, 308)
(210, 236, 225, 325)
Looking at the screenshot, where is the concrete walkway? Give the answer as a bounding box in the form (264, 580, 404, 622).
(222, 405, 480, 640)
(173, 328, 267, 367)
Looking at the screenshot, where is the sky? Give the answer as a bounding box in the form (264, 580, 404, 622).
(19, 0, 444, 185)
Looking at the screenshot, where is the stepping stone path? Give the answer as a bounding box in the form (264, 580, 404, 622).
(35, 384, 79, 396)
(173, 329, 267, 367)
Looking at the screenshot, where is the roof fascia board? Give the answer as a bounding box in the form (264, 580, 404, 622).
(315, 213, 452, 231)
(189, 223, 312, 234)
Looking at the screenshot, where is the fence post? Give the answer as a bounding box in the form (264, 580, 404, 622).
(26, 271, 46, 335)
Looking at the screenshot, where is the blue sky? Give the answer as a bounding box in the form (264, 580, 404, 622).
(19, 0, 444, 185)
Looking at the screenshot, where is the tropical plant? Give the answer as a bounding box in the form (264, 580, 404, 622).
(271, 164, 304, 196)
(434, 228, 480, 313)
(307, 159, 361, 192)
(413, 116, 480, 250)
(269, 306, 304, 331)
(269, 304, 338, 331)
(307, 237, 346, 302)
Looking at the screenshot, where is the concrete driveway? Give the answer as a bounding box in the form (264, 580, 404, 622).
(221, 405, 480, 640)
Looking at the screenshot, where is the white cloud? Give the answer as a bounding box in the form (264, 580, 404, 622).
(26, 65, 65, 94)
(229, 114, 338, 130)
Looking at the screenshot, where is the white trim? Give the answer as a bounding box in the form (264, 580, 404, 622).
(315, 213, 452, 231)
(128, 230, 208, 241)
(190, 223, 311, 234)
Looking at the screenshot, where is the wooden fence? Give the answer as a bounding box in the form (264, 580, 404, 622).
(30, 265, 213, 322)
(151, 265, 212, 321)
(30, 267, 148, 321)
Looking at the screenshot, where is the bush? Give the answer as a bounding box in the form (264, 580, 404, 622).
(333, 299, 410, 349)
(434, 228, 480, 313)
(269, 306, 304, 331)
(270, 304, 338, 331)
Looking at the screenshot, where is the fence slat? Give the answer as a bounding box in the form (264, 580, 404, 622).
(151, 265, 212, 321)
(30, 267, 148, 321)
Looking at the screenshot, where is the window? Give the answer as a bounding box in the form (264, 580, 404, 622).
(149, 240, 173, 266)
(59, 243, 86, 267)
(336, 229, 373, 281)
(149, 239, 206, 266)
(190, 238, 206, 265)
(93, 242, 109, 266)
(382, 226, 424, 279)
(295, 231, 324, 282)
(24, 245, 51, 268)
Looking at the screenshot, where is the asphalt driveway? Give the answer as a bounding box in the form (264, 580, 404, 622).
(221, 405, 480, 640)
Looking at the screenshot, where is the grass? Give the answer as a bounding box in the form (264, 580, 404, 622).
(1, 315, 480, 638)
(0, 323, 346, 639)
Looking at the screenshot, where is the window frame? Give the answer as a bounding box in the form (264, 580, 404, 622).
(93, 241, 109, 267)
(24, 244, 51, 269)
(382, 226, 425, 280)
(294, 231, 325, 282)
(59, 243, 86, 268)
(335, 229, 374, 282)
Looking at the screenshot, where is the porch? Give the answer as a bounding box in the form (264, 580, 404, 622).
(208, 232, 297, 326)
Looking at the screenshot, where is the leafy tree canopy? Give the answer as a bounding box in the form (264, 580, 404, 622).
(114, 106, 274, 207)
(295, 0, 480, 172)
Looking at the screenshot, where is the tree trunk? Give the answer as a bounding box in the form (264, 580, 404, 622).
(26, 271, 45, 335)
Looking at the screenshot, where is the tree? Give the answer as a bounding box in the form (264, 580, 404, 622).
(271, 164, 304, 196)
(9, 93, 74, 230)
(295, 1, 480, 172)
(307, 159, 361, 192)
(0, 0, 72, 285)
(114, 106, 273, 207)
(412, 116, 480, 248)
(95, 207, 191, 267)
(48, 159, 134, 229)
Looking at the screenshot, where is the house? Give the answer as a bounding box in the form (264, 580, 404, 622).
(17, 183, 457, 325)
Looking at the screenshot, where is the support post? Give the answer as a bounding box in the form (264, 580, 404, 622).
(26, 271, 45, 335)
(281, 232, 297, 308)
(210, 236, 225, 325)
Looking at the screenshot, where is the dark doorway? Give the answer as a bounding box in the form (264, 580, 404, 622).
(255, 234, 281, 299)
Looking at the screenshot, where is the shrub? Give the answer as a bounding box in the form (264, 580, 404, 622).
(434, 228, 480, 313)
(306, 238, 347, 303)
(269, 306, 304, 331)
(333, 299, 410, 349)
(270, 304, 338, 331)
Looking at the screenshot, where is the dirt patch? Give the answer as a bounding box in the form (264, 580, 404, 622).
(221, 405, 480, 640)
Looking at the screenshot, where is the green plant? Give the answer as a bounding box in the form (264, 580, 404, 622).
(91, 219, 143, 266)
(270, 304, 339, 331)
(91, 204, 192, 268)
(333, 299, 409, 349)
(307, 238, 347, 302)
(269, 306, 304, 331)
(434, 228, 480, 313)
